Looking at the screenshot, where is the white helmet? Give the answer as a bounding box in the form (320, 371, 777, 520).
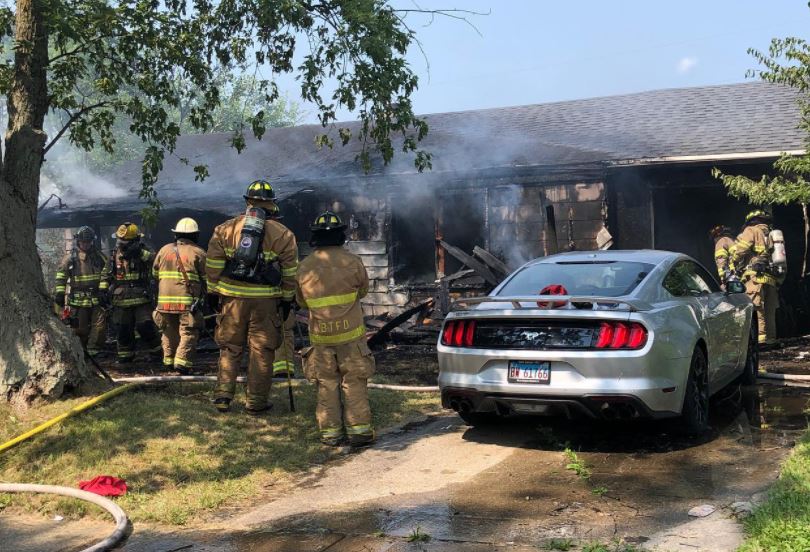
(172, 217, 199, 234)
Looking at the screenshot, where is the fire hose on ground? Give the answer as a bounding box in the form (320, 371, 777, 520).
(0, 483, 128, 552)
(0, 376, 436, 549)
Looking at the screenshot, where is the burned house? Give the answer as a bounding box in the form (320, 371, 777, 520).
(38, 82, 810, 332)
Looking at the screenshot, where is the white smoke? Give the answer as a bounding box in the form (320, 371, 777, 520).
(39, 156, 128, 206)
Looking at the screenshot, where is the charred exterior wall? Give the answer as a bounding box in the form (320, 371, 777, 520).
(488, 182, 605, 269)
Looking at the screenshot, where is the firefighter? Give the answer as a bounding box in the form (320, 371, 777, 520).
(53, 226, 108, 356)
(268, 203, 296, 379)
(100, 222, 161, 363)
(206, 180, 298, 414)
(709, 225, 735, 284)
(152, 217, 207, 374)
(297, 211, 375, 447)
(731, 210, 780, 345)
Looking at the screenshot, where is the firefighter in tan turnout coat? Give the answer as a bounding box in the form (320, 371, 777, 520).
(152, 218, 207, 374)
(101, 222, 161, 363)
(267, 203, 296, 378)
(206, 180, 298, 414)
(709, 225, 735, 285)
(731, 210, 781, 344)
(297, 211, 375, 447)
(53, 226, 108, 355)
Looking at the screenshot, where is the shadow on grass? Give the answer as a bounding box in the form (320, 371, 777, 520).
(0, 382, 437, 523)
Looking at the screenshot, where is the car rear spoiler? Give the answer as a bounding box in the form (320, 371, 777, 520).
(451, 295, 651, 312)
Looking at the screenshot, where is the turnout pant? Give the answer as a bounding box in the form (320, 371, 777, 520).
(746, 281, 779, 344)
(73, 306, 107, 354)
(303, 339, 376, 442)
(153, 310, 204, 370)
(273, 310, 296, 376)
(113, 304, 161, 360)
(214, 297, 281, 410)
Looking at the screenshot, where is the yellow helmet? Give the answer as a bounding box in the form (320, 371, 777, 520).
(172, 217, 199, 234)
(114, 222, 141, 241)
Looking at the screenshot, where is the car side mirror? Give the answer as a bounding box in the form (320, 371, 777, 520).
(726, 281, 745, 294)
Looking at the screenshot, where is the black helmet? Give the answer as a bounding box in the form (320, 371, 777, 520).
(311, 211, 347, 231)
(75, 225, 96, 241)
(708, 225, 733, 240)
(244, 179, 276, 201)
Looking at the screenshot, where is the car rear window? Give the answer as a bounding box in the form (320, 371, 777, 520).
(497, 261, 655, 298)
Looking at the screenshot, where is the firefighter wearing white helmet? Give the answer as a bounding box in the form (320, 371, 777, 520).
(152, 217, 207, 373)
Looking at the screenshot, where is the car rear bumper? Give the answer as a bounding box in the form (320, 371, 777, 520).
(440, 387, 676, 420)
(437, 345, 688, 418)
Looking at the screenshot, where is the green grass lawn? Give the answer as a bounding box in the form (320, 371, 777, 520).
(739, 428, 810, 552)
(0, 382, 440, 526)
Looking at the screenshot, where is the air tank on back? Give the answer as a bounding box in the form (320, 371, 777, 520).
(770, 228, 787, 276)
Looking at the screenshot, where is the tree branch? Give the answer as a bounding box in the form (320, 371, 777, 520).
(43, 101, 108, 154)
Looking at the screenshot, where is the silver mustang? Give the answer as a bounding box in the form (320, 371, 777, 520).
(437, 250, 757, 432)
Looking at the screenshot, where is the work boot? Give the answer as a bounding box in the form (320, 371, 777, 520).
(214, 398, 231, 413)
(321, 435, 345, 447)
(245, 403, 273, 416)
(348, 433, 375, 448)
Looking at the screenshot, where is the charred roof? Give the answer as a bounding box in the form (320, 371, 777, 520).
(43, 82, 804, 219)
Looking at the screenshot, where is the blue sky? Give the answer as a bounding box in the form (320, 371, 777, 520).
(282, 1, 810, 123)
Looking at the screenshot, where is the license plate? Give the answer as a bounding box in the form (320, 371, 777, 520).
(508, 361, 550, 384)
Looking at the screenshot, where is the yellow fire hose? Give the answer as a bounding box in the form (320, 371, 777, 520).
(0, 383, 139, 454)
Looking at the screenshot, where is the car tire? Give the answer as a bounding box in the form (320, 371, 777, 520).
(680, 347, 709, 434)
(458, 410, 501, 427)
(739, 318, 759, 386)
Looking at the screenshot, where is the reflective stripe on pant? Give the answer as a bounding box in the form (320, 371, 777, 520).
(273, 310, 296, 375)
(113, 304, 161, 358)
(153, 310, 204, 369)
(746, 280, 778, 344)
(74, 306, 107, 352)
(305, 339, 375, 439)
(214, 297, 281, 410)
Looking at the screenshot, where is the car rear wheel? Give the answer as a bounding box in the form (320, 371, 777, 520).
(681, 347, 709, 434)
(739, 318, 759, 386)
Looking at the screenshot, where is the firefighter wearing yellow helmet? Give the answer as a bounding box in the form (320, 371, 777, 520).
(151, 217, 207, 374)
(100, 222, 161, 363)
(730, 209, 781, 344)
(297, 211, 375, 447)
(52, 226, 109, 355)
(206, 180, 299, 414)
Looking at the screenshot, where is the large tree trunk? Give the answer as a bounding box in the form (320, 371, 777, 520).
(0, 0, 87, 404)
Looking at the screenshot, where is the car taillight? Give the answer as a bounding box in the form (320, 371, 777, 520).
(594, 321, 647, 349)
(441, 319, 477, 347)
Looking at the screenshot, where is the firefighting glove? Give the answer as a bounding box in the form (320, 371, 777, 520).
(280, 299, 294, 321)
(52, 292, 65, 307)
(207, 293, 220, 313)
(98, 292, 111, 309)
